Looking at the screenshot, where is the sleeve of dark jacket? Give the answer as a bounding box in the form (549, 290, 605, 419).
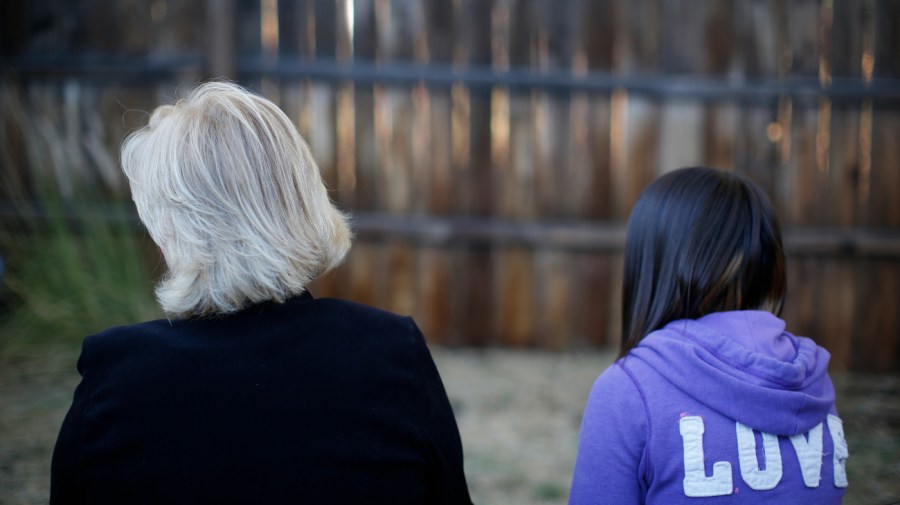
(408, 319, 473, 505)
(50, 341, 90, 505)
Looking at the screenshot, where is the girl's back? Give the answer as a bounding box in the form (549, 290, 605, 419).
(570, 311, 846, 504)
(569, 167, 847, 504)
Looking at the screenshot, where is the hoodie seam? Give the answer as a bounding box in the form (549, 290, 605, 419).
(668, 327, 803, 388)
(793, 394, 807, 434)
(617, 360, 652, 488)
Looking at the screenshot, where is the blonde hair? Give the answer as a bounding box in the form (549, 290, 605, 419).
(121, 82, 351, 318)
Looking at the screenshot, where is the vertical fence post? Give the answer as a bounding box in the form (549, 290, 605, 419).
(208, 0, 236, 79)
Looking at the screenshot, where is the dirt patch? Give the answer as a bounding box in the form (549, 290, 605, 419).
(1, 346, 898, 505)
(0, 348, 80, 505)
(433, 348, 613, 505)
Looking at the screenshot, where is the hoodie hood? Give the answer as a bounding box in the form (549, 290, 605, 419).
(627, 310, 835, 436)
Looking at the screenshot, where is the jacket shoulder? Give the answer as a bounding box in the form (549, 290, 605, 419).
(307, 297, 420, 335)
(78, 319, 175, 366)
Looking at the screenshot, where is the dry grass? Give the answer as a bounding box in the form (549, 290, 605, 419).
(0, 347, 79, 505)
(437, 348, 613, 505)
(0, 346, 897, 505)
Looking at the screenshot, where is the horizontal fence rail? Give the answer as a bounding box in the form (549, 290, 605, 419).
(4, 55, 900, 107)
(4, 202, 900, 257)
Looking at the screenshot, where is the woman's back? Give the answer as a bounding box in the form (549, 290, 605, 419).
(51, 292, 470, 505)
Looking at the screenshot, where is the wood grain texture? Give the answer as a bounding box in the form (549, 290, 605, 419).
(3, 0, 898, 370)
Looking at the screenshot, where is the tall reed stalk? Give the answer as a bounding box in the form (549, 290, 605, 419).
(0, 82, 161, 355)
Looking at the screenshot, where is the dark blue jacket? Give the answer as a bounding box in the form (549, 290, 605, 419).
(51, 292, 472, 504)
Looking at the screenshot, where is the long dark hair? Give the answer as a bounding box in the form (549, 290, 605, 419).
(619, 167, 786, 358)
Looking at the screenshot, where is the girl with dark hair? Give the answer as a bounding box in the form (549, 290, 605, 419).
(569, 167, 847, 504)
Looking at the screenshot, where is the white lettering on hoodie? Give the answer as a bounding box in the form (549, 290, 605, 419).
(679, 415, 849, 496)
(679, 416, 733, 497)
(789, 422, 823, 487)
(827, 414, 849, 487)
(736, 422, 782, 490)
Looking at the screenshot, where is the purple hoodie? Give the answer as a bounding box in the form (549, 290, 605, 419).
(569, 311, 847, 504)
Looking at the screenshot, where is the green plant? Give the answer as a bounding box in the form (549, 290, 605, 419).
(0, 205, 161, 354)
(0, 82, 161, 355)
(533, 481, 567, 501)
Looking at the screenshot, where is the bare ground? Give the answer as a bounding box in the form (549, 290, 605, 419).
(1, 346, 898, 505)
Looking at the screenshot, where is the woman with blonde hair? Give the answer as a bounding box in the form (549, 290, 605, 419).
(51, 82, 472, 505)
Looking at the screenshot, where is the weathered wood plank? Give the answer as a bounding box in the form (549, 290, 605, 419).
(855, 260, 900, 372)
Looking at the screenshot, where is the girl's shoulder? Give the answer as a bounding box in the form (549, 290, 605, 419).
(585, 360, 651, 426)
(594, 357, 659, 396)
(573, 359, 652, 500)
(593, 359, 641, 391)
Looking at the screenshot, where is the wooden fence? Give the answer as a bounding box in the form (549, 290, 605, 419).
(2, 0, 900, 371)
